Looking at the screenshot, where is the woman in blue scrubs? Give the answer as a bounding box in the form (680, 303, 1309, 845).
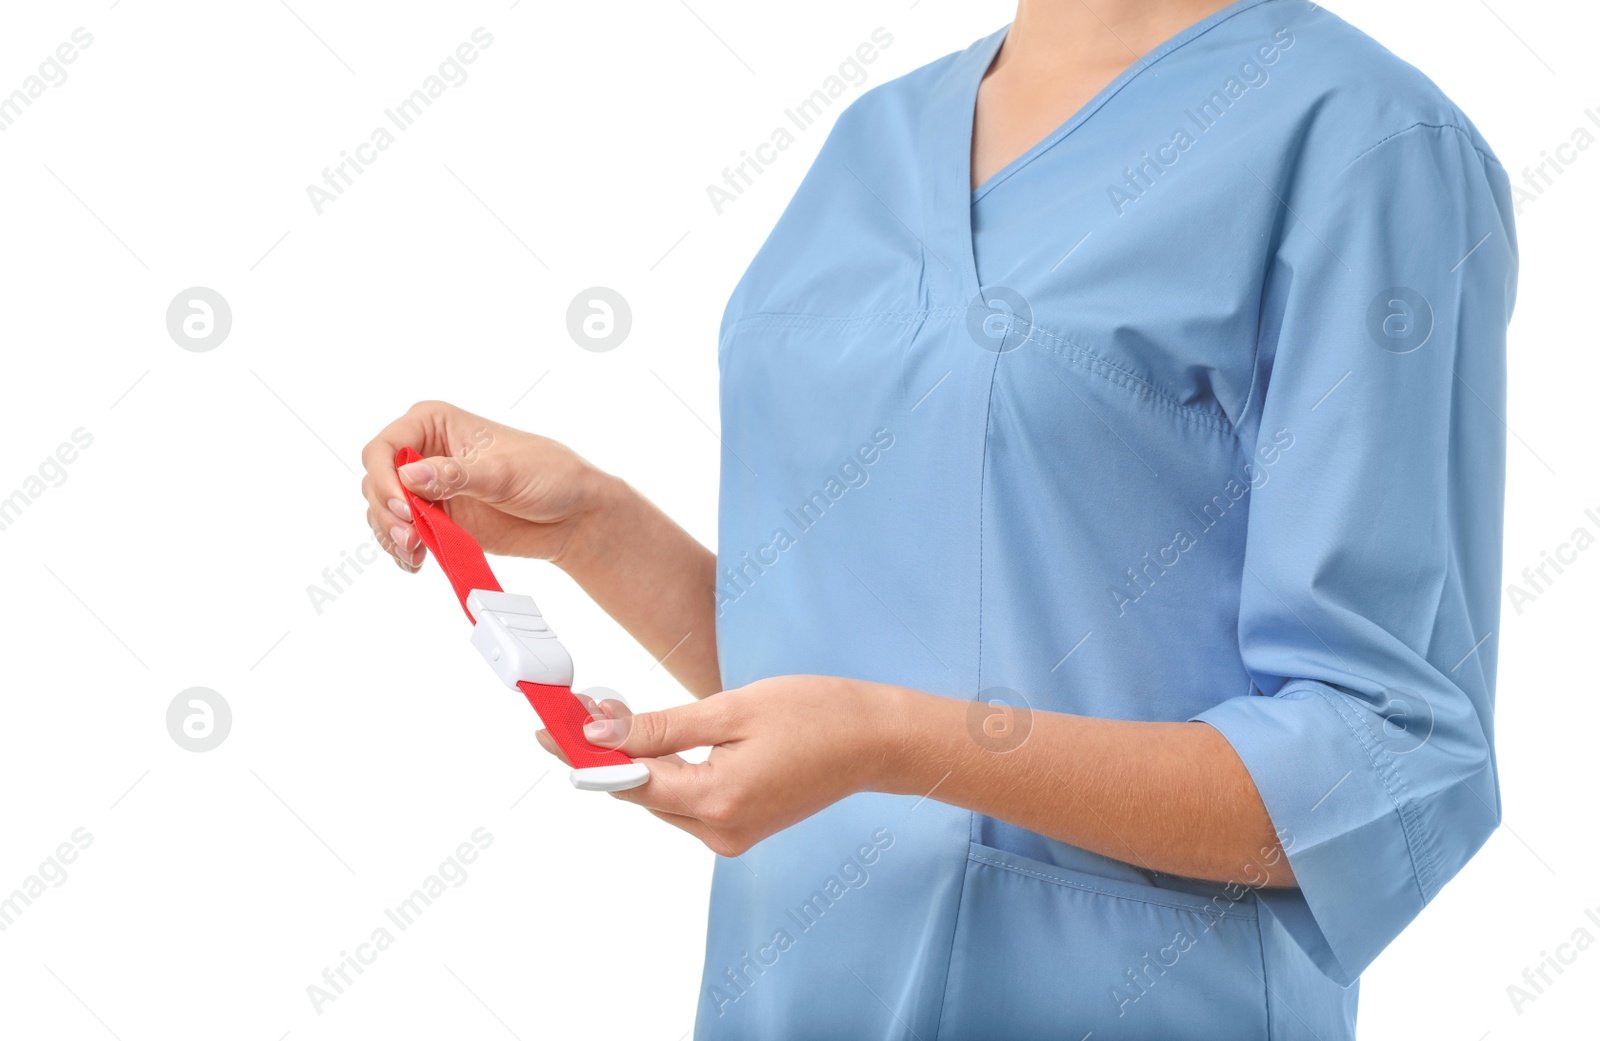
(362, 0, 1517, 1036)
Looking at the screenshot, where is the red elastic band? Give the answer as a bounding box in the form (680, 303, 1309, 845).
(395, 447, 634, 771)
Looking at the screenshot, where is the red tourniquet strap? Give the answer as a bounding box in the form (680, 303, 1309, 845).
(395, 447, 634, 771)
(518, 681, 628, 769)
(395, 447, 502, 625)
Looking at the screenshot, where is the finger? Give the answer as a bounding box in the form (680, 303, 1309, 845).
(581, 698, 733, 759)
(370, 506, 424, 570)
(360, 406, 455, 569)
(534, 728, 571, 766)
(396, 449, 503, 504)
(365, 507, 415, 571)
(394, 544, 421, 571)
(360, 473, 415, 538)
(644, 806, 703, 827)
(360, 404, 449, 526)
(384, 497, 422, 569)
(608, 756, 715, 815)
(388, 521, 421, 556)
(575, 691, 603, 719)
(642, 806, 731, 853)
(618, 760, 747, 857)
(563, 695, 691, 768)
(588, 697, 691, 766)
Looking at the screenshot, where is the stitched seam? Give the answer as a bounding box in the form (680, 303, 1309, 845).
(1018, 322, 1235, 435)
(726, 309, 1236, 435)
(1234, 122, 1502, 438)
(966, 852, 1260, 920)
(931, 344, 1002, 1041)
(931, 836, 975, 1041)
(1284, 682, 1437, 903)
(1323, 682, 1437, 897)
(1234, 269, 1273, 437)
(726, 308, 968, 330)
(975, 345, 1000, 695)
(1254, 902, 1274, 1040)
(1343, 121, 1502, 172)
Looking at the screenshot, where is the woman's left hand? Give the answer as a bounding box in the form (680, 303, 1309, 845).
(535, 677, 893, 857)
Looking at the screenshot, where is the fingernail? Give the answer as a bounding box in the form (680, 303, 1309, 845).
(397, 461, 435, 489)
(584, 719, 619, 743)
(387, 497, 412, 521)
(389, 524, 411, 551)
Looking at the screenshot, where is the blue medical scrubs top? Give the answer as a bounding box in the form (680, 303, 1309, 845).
(704, 1, 1517, 1037)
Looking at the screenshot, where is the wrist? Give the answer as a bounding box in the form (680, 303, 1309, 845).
(550, 467, 637, 578)
(860, 684, 965, 797)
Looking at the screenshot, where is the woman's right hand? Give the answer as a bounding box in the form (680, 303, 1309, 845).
(359, 400, 616, 572)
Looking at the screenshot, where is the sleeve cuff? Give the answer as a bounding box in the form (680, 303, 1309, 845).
(1192, 682, 1433, 985)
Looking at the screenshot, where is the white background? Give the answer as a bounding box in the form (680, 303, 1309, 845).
(0, 1, 1594, 1038)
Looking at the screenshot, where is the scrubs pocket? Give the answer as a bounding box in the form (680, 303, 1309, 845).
(936, 842, 1269, 1041)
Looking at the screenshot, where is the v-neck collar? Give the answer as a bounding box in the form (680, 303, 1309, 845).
(929, 0, 1281, 299)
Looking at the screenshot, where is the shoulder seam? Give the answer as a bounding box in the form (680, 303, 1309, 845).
(1343, 121, 1503, 172)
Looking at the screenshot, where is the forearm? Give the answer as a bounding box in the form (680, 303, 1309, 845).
(555, 472, 722, 698)
(875, 685, 1295, 887)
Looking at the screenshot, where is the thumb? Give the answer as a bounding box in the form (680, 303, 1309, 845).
(396, 453, 495, 502)
(584, 699, 730, 758)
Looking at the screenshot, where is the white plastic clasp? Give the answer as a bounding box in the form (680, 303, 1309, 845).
(570, 763, 651, 792)
(466, 588, 649, 794)
(466, 589, 574, 688)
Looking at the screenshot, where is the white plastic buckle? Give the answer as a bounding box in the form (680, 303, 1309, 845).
(569, 763, 651, 792)
(467, 588, 575, 688)
(466, 589, 648, 793)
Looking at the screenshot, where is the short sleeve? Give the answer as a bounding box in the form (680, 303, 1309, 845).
(1192, 123, 1519, 985)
